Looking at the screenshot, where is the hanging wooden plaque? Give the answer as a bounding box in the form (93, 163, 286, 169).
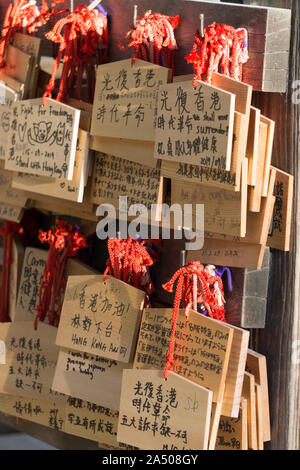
(0, 322, 63, 403)
(0, 393, 65, 432)
(91, 58, 171, 142)
(117, 369, 212, 450)
(267, 167, 293, 251)
(133, 308, 233, 403)
(2, 45, 33, 99)
(12, 33, 42, 100)
(154, 79, 235, 171)
(5, 98, 80, 180)
(0, 82, 20, 160)
(246, 349, 271, 442)
(215, 398, 248, 450)
(56, 275, 145, 363)
(11, 128, 90, 203)
(90, 152, 163, 211)
(52, 347, 132, 411)
(242, 371, 257, 450)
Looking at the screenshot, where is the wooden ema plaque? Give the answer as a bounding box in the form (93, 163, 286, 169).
(215, 398, 248, 450)
(267, 167, 293, 251)
(90, 152, 163, 210)
(2, 45, 33, 99)
(0, 393, 65, 432)
(14, 247, 48, 322)
(0, 322, 63, 403)
(12, 33, 42, 100)
(154, 79, 235, 171)
(117, 369, 212, 450)
(133, 308, 233, 404)
(242, 371, 257, 450)
(0, 82, 20, 160)
(52, 347, 132, 411)
(171, 157, 248, 238)
(56, 275, 145, 363)
(5, 98, 80, 180)
(246, 349, 271, 442)
(0, 164, 28, 209)
(91, 58, 171, 141)
(162, 73, 251, 192)
(249, 119, 269, 212)
(12, 128, 90, 203)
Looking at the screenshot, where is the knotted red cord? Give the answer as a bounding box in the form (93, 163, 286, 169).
(186, 22, 249, 86)
(119, 10, 180, 75)
(0, 0, 63, 70)
(34, 220, 87, 329)
(162, 260, 226, 378)
(0, 221, 23, 322)
(104, 237, 159, 307)
(43, 2, 108, 105)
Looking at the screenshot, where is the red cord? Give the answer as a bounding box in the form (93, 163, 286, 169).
(162, 261, 226, 379)
(34, 220, 87, 329)
(186, 22, 249, 86)
(0, 0, 63, 70)
(43, 3, 108, 105)
(104, 237, 160, 307)
(0, 221, 23, 322)
(119, 10, 180, 75)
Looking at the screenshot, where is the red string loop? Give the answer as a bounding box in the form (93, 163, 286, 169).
(34, 220, 87, 329)
(104, 237, 160, 307)
(186, 22, 249, 86)
(162, 261, 226, 379)
(119, 10, 180, 75)
(43, 3, 108, 105)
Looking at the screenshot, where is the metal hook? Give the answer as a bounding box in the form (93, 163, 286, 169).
(133, 4, 138, 29)
(180, 250, 186, 268)
(199, 13, 204, 39)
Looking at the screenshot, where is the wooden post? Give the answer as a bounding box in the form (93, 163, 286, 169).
(228, 0, 299, 450)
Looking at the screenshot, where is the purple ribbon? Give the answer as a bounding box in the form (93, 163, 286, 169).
(215, 266, 232, 292)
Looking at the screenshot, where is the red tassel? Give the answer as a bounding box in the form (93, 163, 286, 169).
(34, 220, 87, 329)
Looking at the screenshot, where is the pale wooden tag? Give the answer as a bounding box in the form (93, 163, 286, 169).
(65, 396, 134, 448)
(2, 45, 33, 99)
(215, 398, 248, 450)
(154, 79, 235, 171)
(12, 33, 42, 100)
(208, 386, 224, 450)
(15, 247, 48, 322)
(0, 341, 5, 364)
(0, 82, 20, 160)
(90, 152, 163, 211)
(11, 128, 90, 203)
(222, 325, 249, 418)
(267, 167, 293, 251)
(117, 369, 212, 450)
(0, 321, 64, 403)
(91, 58, 171, 142)
(260, 116, 275, 197)
(0, 203, 23, 222)
(255, 384, 264, 450)
(246, 107, 261, 186)
(249, 120, 268, 212)
(246, 349, 271, 442)
(188, 238, 266, 270)
(52, 347, 132, 410)
(0, 392, 65, 432)
(133, 308, 233, 403)
(5, 98, 80, 180)
(90, 136, 157, 169)
(56, 275, 145, 363)
(0, 165, 28, 207)
(170, 157, 248, 237)
(242, 371, 257, 450)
